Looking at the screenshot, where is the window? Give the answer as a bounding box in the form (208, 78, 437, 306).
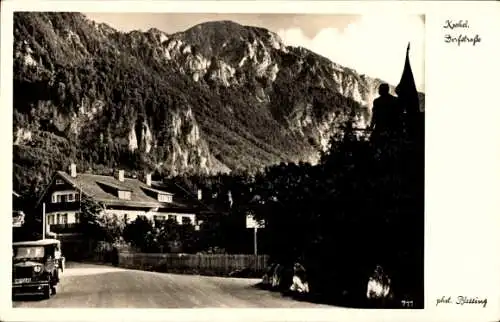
(182, 216, 192, 225)
(124, 214, 128, 223)
(14, 246, 45, 259)
(52, 191, 79, 203)
(158, 194, 172, 203)
(118, 190, 131, 200)
(56, 214, 61, 224)
(168, 215, 176, 221)
(48, 215, 54, 225)
(61, 213, 68, 224)
(75, 213, 81, 223)
(56, 179, 64, 185)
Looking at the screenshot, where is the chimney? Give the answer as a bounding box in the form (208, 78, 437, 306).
(118, 170, 125, 182)
(146, 173, 152, 187)
(70, 163, 77, 178)
(197, 189, 202, 200)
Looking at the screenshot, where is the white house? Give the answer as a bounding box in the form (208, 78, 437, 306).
(36, 164, 205, 237)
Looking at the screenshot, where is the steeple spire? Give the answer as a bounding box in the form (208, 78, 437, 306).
(396, 42, 419, 115)
(395, 42, 421, 139)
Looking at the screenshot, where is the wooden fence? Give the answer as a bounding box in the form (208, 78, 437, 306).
(118, 252, 270, 277)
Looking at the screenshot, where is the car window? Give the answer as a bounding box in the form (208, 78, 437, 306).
(14, 246, 45, 259)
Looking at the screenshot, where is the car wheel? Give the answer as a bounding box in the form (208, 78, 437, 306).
(43, 286, 50, 299)
(51, 285, 57, 295)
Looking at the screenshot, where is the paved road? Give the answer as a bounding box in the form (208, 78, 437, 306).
(12, 262, 330, 308)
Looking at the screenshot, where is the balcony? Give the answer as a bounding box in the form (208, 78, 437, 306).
(45, 202, 81, 213)
(48, 223, 81, 234)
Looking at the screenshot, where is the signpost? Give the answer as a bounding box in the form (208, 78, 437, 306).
(246, 214, 265, 256)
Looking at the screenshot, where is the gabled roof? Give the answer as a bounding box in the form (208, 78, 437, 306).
(142, 186, 173, 196)
(151, 181, 193, 199)
(51, 171, 203, 212)
(152, 180, 219, 215)
(96, 180, 132, 192)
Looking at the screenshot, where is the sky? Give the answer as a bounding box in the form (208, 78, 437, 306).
(84, 13, 425, 92)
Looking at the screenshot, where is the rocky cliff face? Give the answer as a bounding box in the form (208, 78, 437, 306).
(12, 12, 424, 196)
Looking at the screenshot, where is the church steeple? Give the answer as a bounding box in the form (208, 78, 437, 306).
(396, 42, 419, 116)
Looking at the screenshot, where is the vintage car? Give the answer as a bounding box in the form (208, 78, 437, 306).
(12, 239, 65, 299)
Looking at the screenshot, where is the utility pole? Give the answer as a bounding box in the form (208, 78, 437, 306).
(254, 226, 258, 256)
(42, 202, 46, 240)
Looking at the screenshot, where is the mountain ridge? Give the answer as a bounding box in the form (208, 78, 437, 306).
(12, 12, 424, 198)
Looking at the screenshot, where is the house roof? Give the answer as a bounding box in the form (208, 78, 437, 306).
(54, 171, 204, 212)
(152, 180, 219, 215)
(96, 180, 132, 192)
(142, 186, 173, 196)
(151, 181, 195, 199)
